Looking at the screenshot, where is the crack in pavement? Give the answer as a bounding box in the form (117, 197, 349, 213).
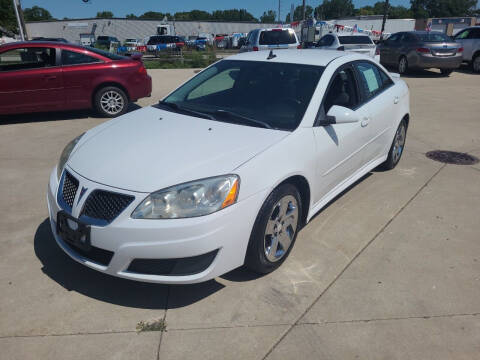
(260, 163, 447, 360)
(157, 286, 171, 360)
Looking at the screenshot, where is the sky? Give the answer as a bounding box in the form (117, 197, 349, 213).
(20, 0, 412, 20)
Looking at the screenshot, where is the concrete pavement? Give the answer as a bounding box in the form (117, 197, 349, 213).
(0, 68, 479, 359)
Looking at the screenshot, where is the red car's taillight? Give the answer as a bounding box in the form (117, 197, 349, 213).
(253, 46, 259, 51)
(416, 47, 430, 53)
(138, 66, 147, 76)
(297, 44, 302, 49)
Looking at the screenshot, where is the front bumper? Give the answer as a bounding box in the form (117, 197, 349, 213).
(410, 52, 463, 69)
(47, 167, 267, 284)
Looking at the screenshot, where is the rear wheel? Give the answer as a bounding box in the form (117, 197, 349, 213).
(94, 86, 128, 118)
(245, 184, 302, 274)
(440, 68, 453, 76)
(472, 54, 480, 73)
(380, 118, 407, 170)
(398, 56, 408, 74)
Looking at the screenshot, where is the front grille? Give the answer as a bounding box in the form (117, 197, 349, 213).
(127, 250, 219, 276)
(62, 171, 79, 208)
(80, 190, 134, 224)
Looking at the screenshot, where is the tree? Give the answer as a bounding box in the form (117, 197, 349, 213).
(286, 5, 313, 22)
(0, 0, 18, 33)
(315, 0, 354, 20)
(96, 11, 114, 18)
(260, 10, 276, 23)
(354, 2, 413, 18)
(410, 0, 477, 18)
(211, 9, 257, 21)
(139, 11, 171, 20)
(126, 13, 137, 19)
(23, 6, 53, 21)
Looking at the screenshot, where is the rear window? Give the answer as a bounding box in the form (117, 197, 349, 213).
(338, 36, 373, 45)
(87, 47, 125, 60)
(259, 30, 297, 45)
(97, 36, 108, 41)
(416, 33, 451, 42)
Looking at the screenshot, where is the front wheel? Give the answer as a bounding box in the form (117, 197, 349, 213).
(440, 68, 453, 76)
(380, 118, 408, 170)
(245, 184, 302, 274)
(94, 86, 128, 118)
(472, 54, 480, 73)
(398, 56, 408, 74)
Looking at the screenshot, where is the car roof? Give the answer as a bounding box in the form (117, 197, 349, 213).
(227, 49, 350, 66)
(337, 33, 370, 37)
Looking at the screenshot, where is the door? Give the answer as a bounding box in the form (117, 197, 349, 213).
(0, 46, 63, 114)
(60, 49, 104, 110)
(352, 61, 399, 164)
(312, 64, 371, 202)
(380, 33, 402, 65)
(454, 28, 478, 61)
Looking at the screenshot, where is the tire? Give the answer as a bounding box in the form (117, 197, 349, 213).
(94, 86, 128, 118)
(245, 183, 302, 274)
(380, 118, 408, 170)
(398, 56, 408, 74)
(440, 68, 453, 76)
(472, 54, 480, 73)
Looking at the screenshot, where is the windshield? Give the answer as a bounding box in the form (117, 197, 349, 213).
(416, 32, 452, 42)
(259, 30, 297, 45)
(339, 36, 373, 44)
(162, 60, 324, 131)
(87, 47, 126, 60)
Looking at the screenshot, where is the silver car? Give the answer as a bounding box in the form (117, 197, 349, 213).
(315, 33, 379, 61)
(453, 26, 480, 73)
(378, 31, 463, 75)
(240, 28, 300, 52)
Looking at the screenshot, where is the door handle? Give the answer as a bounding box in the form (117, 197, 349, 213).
(361, 117, 370, 127)
(394, 96, 399, 104)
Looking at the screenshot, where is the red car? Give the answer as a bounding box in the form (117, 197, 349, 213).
(0, 41, 152, 117)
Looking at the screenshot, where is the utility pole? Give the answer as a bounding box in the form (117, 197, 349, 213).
(302, 0, 306, 20)
(278, 0, 281, 23)
(12, 0, 26, 40)
(380, 0, 390, 41)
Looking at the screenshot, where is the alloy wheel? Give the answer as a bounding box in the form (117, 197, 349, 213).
(473, 56, 480, 73)
(100, 90, 125, 115)
(398, 57, 407, 74)
(264, 195, 298, 262)
(392, 122, 406, 164)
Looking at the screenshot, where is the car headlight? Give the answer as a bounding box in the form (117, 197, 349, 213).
(132, 175, 240, 219)
(56, 133, 84, 180)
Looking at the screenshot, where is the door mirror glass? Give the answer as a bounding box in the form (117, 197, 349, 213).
(325, 105, 359, 125)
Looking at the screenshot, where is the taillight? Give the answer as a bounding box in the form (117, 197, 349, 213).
(253, 46, 259, 51)
(457, 47, 463, 52)
(297, 44, 302, 49)
(416, 47, 430, 53)
(375, 47, 380, 55)
(138, 66, 147, 75)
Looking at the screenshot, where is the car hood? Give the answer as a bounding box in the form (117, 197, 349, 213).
(68, 106, 288, 193)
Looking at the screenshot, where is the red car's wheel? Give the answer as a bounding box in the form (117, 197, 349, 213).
(94, 86, 128, 118)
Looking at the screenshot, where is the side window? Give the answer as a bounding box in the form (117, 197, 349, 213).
(455, 29, 470, 39)
(386, 33, 400, 43)
(0, 47, 56, 72)
(354, 61, 393, 102)
(62, 50, 101, 66)
(187, 68, 239, 100)
(470, 29, 480, 39)
(318, 35, 334, 46)
(324, 67, 359, 113)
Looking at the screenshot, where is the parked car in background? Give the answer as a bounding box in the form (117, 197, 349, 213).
(453, 26, 480, 73)
(315, 33, 379, 61)
(96, 36, 120, 49)
(0, 41, 151, 117)
(48, 50, 409, 284)
(80, 33, 95, 47)
(124, 38, 140, 50)
(378, 31, 463, 75)
(31, 37, 69, 43)
(146, 35, 185, 54)
(240, 28, 300, 52)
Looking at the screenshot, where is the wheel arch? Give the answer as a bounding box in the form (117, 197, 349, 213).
(91, 82, 130, 107)
(275, 175, 311, 227)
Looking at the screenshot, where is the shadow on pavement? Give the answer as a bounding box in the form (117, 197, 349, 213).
(0, 103, 141, 125)
(34, 219, 224, 309)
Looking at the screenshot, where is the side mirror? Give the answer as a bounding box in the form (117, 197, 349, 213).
(324, 105, 359, 125)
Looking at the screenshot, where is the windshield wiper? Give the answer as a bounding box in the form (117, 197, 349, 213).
(157, 101, 216, 120)
(214, 109, 273, 129)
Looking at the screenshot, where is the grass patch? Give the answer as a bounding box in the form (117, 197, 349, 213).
(144, 50, 217, 69)
(136, 318, 167, 333)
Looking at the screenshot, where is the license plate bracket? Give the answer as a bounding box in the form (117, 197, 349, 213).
(57, 211, 91, 251)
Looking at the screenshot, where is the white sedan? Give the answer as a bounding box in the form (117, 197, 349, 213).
(47, 50, 409, 284)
